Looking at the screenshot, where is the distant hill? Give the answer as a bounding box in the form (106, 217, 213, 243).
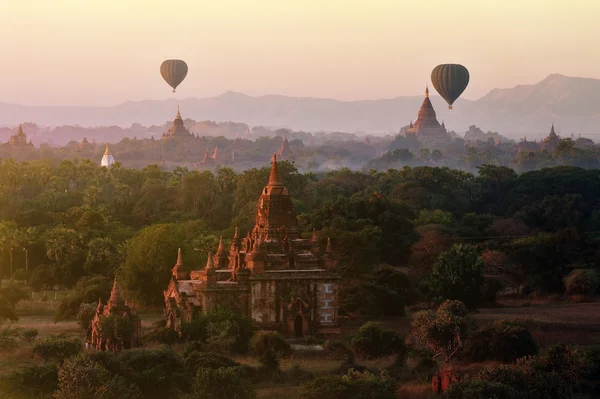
(1, 74, 599, 138)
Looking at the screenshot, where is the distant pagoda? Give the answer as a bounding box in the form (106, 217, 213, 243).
(403, 87, 449, 140)
(100, 142, 115, 167)
(162, 106, 193, 140)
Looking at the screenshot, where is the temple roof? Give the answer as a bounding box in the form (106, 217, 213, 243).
(413, 86, 441, 129)
(109, 278, 125, 307)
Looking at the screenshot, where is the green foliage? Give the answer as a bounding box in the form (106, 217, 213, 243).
(445, 380, 520, 399)
(76, 303, 97, 331)
(29, 265, 53, 292)
(0, 296, 18, 322)
(97, 313, 135, 350)
(190, 366, 256, 399)
(54, 275, 112, 322)
(105, 347, 189, 399)
(301, 369, 396, 399)
(180, 307, 253, 354)
(408, 300, 471, 363)
(250, 331, 291, 370)
(54, 354, 142, 399)
(0, 364, 58, 399)
(350, 322, 406, 361)
(427, 244, 486, 309)
(564, 268, 600, 297)
(0, 285, 28, 305)
(0, 323, 22, 349)
(142, 327, 179, 346)
(414, 209, 454, 227)
(461, 320, 538, 363)
(184, 351, 240, 376)
(33, 336, 82, 363)
(118, 222, 216, 306)
(12, 268, 29, 281)
(21, 327, 39, 345)
(323, 340, 355, 364)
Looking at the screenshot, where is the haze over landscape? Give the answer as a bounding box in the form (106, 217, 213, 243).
(1, 0, 600, 137)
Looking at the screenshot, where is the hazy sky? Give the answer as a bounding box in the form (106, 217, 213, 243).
(1, 0, 598, 106)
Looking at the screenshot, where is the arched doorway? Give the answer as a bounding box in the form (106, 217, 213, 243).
(294, 315, 304, 338)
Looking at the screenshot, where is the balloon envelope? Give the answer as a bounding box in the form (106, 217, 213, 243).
(160, 60, 188, 92)
(430, 64, 470, 109)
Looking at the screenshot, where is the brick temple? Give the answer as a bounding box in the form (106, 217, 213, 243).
(164, 154, 341, 337)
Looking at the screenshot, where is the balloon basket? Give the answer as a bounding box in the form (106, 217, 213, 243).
(172, 89, 176, 93)
(448, 105, 453, 110)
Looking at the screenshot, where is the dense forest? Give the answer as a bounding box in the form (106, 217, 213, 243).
(0, 157, 598, 310)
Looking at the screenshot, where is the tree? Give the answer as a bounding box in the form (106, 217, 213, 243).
(190, 367, 256, 399)
(408, 300, 471, 363)
(427, 244, 485, 309)
(54, 354, 142, 399)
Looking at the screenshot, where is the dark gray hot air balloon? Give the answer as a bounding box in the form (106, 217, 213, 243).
(160, 60, 188, 93)
(430, 64, 470, 110)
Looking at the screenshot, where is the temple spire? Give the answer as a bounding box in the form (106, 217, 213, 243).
(325, 237, 332, 253)
(233, 227, 239, 239)
(104, 142, 111, 155)
(216, 236, 225, 254)
(205, 252, 214, 270)
(176, 105, 181, 119)
(176, 248, 182, 266)
(550, 123, 556, 136)
(109, 278, 123, 307)
(425, 85, 429, 98)
(268, 153, 283, 187)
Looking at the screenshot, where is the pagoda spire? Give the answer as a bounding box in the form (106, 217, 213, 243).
(176, 248, 182, 266)
(216, 236, 225, 254)
(550, 123, 556, 136)
(176, 105, 181, 119)
(233, 227, 239, 239)
(325, 237, 332, 253)
(205, 252, 214, 270)
(104, 142, 111, 155)
(109, 278, 124, 307)
(268, 153, 283, 187)
(425, 85, 429, 98)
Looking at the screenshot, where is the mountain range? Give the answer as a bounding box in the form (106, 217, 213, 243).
(1, 74, 599, 138)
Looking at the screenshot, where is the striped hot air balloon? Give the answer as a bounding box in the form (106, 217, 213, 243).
(430, 64, 470, 110)
(160, 60, 188, 93)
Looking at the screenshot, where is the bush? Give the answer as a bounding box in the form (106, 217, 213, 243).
(180, 307, 253, 354)
(341, 282, 406, 318)
(250, 331, 291, 370)
(579, 346, 600, 395)
(190, 366, 256, 399)
(0, 364, 58, 399)
(0, 285, 28, 305)
(564, 269, 600, 297)
(29, 265, 53, 292)
(461, 320, 538, 363)
(324, 340, 355, 364)
(21, 328, 39, 346)
(301, 369, 396, 399)
(54, 275, 112, 322)
(0, 323, 22, 349)
(445, 380, 520, 399)
(184, 351, 239, 375)
(109, 347, 189, 399)
(351, 322, 406, 361)
(54, 353, 142, 399)
(143, 327, 179, 346)
(33, 336, 82, 363)
(76, 303, 97, 332)
(12, 268, 29, 282)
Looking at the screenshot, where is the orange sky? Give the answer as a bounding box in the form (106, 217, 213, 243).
(1, 0, 598, 106)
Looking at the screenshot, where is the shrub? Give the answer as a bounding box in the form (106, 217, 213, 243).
(301, 369, 396, 399)
(407, 300, 471, 363)
(142, 327, 179, 346)
(250, 331, 291, 370)
(184, 351, 239, 375)
(33, 336, 82, 363)
(110, 347, 189, 398)
(445, 380, 520, 399)
(350, 322, 406, 361)
(54, 353, 142, 399)
(180, 307, 253, 354)
(0, 323, 22, 349)
(21, 328, 39, 346)
(0, 364, 58, 399)
(461, 320, 538, 363)
(54, 275, 112, 322)
(76, 303, 97, 332)
(29, 265, 53, 292)
(341, 282, 406, 318)
(0, 297, 18, 322)
(564, 269, 600, 297)
(579, 346, 600, 395)
(0, 285, 28, 306)
(190, 366, 256, 399)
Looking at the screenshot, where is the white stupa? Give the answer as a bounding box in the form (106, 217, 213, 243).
(100, 142, 115, 167)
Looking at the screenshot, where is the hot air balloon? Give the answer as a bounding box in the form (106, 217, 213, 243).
(160, 59, 188, 93)
(430, 64, 470, 110)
